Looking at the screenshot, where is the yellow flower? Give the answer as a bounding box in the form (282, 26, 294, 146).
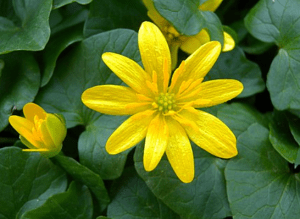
(81, 22, 243, 183)
(142, 0, 235, 69)
(9, 103, 67, 158)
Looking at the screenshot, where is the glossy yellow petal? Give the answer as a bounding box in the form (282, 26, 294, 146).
(23, 103, 46, 122)
(20, 135, 37, 149)
(180, 29, 210, 54)
(199, 0, 223, 12)
(144, 114, 168, 171)
(102, 53, 152, 96)
(165, 117, 194, 183)
(82, 85, 152, 115)
(170, 41, 221, 93)
(143, 0, 169, 30)
(46, 114, 67, 148)
(175, 108, 237, 158)
(39, 118, 56, 149)
(180, 79, 243, 107)
(9, 115, 40, 148)
(139, 21, 171, 91)
(106, 110, 156, 154)
(222, 31, 235, 52)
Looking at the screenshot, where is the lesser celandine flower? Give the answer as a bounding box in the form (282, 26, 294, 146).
(142, 0, 235, 69)
(81, 22, 243, 183)
(9, 103, 67, 158)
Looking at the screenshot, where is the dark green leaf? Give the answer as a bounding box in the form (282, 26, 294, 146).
(53, 0, 92, 9)
(269, 111, 300, 164)
(245, 0, 300, 111)
(36, 29, 141, 179)
(286, 113, 300, 146)
(0, 147, 67, 219)
(0, 0, 52, 54)
(225, 123, 300, 218)
(84, 0, 147, 38)
(23, 181, 93, 219)
(207, 47, 265, 98)
(53, 154, 110, 212)
(0, 52, 40, 131)
(41, 26, 83, 87)
(107, 167, 180, 219)
(134, 143, 231, 219)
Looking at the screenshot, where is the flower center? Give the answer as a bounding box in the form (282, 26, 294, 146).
(155, 93, 177, 114)
(163, 26, 185, 44)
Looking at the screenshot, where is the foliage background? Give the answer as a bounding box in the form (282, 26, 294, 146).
(1, 0, 300, 218)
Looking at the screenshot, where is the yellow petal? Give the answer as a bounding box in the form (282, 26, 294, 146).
(165, 117, 194, 183)
(144, 114, 168, 171)
(222, 31, 235, 52)
(142, 0, 169, 30)
(102, 53, 152, 96)
(9, 115, 40, 148)
(170, 41, 221, 93)
(106, 110, 156, 154)
(175, 108, 237, 158)
(180, 29, 210, 54)
(139, 21, 171, 91)
(39, 118, 56, 149)
(23, 103, 46, 122)
(181, 79, 243, 107)
(82, 85, 152, 115)
(199, 0, 223, 12)
(46, 114, 67, 148)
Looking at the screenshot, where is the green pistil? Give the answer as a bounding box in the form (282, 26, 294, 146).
(156, 93, 176, 114)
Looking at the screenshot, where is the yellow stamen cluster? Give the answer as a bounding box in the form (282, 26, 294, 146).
(32, 115, 44, 142)
(155, 92, 176, 114)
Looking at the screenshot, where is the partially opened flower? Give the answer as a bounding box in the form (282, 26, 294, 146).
(142, 0, 234, 69)
(82, 22, 243, 183)
(9, 103, 67, 158)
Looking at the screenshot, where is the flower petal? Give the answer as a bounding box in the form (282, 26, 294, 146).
(181, 79, 243, 108)
(180, 29, 210, 54)
(144, 114, 168, 171)
(139, 21, 171, 91)
(9, 115, 40, 148)
(199, 0, 223, 12)
(170, 41, 221, 93)
(102, 53, 152, 96)
(82, 85, 152, 115)
(170, 44, 180, 70)
(143, 0, 169, 29)
(106, 110, 156, 154)
(23, 103, 46, 122)
(175, 108, 237, 158)
(222, 31, 235, 52)
(46, 114, 67, 148)
(165, 117, 194, 183)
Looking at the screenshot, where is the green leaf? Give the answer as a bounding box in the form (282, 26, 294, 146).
(53, 0, 92, 9)
(36, 29, 141, 179)
(134, 143, 231, 219)
(53, 154, 110, 212)
(84, 0, 148, 38)
(41, 26, 83, 87)
(225, 123, 300, 218)
(245, 0, 300, 111)
(269, 111, 300, 164)
(153, 0, 223, 44)
(0, 59, 4, 77)
(206, 47, 265, 98)
(107, 167, 180, 219)
(0, 147, 67, 219)
(0, 0, 52, 54)
(0, 52, 40, 131)
(286, 113, 300, 146)
(23, 181, 93, 219)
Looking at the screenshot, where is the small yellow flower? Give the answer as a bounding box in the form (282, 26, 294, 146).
(143, 0, 235, 69)
(81, 22, 243, 183)
(9, 103, 67, 158)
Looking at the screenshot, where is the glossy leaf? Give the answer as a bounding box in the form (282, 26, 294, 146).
(245, 0, 300, 111)
(226, 123, 300, 218)
(53, 0, 92, 9)
(0, 147, 67, 219)
(107, 167, 179, 219)
(0, 52, 40, 131)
